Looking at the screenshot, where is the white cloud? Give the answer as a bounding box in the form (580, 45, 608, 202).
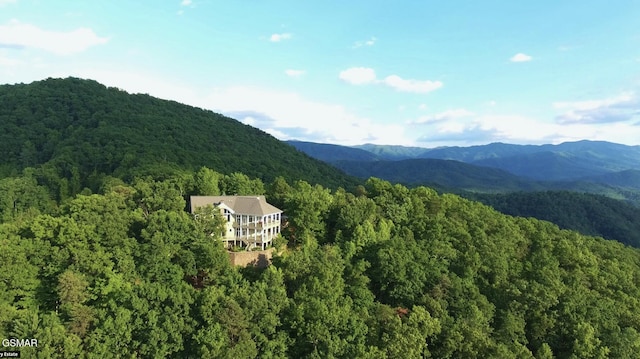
(269, 33, 292, 42)
(8, 64, 411, 145)
(0, 0, 17, 6)
(510, 53, 532, 62)
(284, 69, 305, 77)
(177, 0, 192, 14)
(339, 67, 377, 85)
(353, 36, 377, 48)
(553, 92, 639, 124)
(241, 116, 256, 126)
(477, 115, 557, 143)
(408, 109, 474, 125)
(262, 127, 290, 140)
(339, 67, 442, 93)
(409, 102, 640, 146)
(418, 122, 499, 145)
(416, 115, 561, 146)
(9, 58, 640, 147)
(553, 92, 635, 112)
(205, 86, 411, 145)
(0, 20, 109, 55)
(383, 75, 443, 93)
(0, 54, 20, 66)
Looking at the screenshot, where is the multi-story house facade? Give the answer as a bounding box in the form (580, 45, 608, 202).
(190, 195, 283, 250)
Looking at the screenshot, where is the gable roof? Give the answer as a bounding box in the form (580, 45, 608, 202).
(190, 195, 282, 216)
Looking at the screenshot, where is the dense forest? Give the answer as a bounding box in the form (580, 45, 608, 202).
(2, 167, 640, 358)
(469, 191, 640, 249)
(0, 78, 358, 194)
(332, 158, 542, 192)
(3, 78, 640, 358)
(289, 141, 640, 246)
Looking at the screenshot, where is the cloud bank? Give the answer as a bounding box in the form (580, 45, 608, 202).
(339, 67, 377, 85)
(269, 33, 292, 42)
(510, 53, 532, 62)
(554, 92, 639, 124)
(0, 20, 109, 55)
(408, 109, 475, 125)
(339, 67, 443, 94)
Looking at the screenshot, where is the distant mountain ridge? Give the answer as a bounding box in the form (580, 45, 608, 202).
(353, 140, 640, 160)
(286, 141, 379, 162)
(287, 139, 640, 204)
(288, 140, 640, 245)
(352, 143, 431, 160)
(581, 169, 640, 190)
(332, 158, 543, 192)
(351, 141, 640, 180)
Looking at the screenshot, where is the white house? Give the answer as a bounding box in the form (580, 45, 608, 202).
(190, 195, 283, 250)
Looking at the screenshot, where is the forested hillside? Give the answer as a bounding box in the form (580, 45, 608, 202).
(2, 169, 640, 358)
(287, 140, 379, 162)
(353, 143, 431, 160)
(470, 191, 640, 248)
(580, 169, 640, 190)
(0, 78, 358, 194)
(3, 77, 640, 358)
(332, 158, 543, 192)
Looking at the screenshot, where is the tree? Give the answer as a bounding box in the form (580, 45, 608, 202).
(280, 245, 369, 358)
(283, 180, 333, 243)
(266, 176, 291, 209)
(569, 322, 610, 359)
(194, 167, 222, 195)
(0, 172, 55, 223)
(133, 178, 186, 216)
(221, 172, 265, 196)
(372, 305, 441, 358)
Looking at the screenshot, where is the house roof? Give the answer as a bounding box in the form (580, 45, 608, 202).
(190, 195, 282, 216)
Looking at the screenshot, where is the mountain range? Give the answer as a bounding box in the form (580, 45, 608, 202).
(287, 140, 640, 202)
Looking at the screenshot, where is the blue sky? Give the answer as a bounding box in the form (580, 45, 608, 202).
(1, 0, 640, 147)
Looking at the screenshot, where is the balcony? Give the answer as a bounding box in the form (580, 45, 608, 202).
(233, 221, 280, 230)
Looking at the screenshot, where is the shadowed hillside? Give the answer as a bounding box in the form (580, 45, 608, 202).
(333, 158, 542, 192)
(0, 78, 359, 191)
(287, 140, 380, 162)
(469, 190, 640, 248)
